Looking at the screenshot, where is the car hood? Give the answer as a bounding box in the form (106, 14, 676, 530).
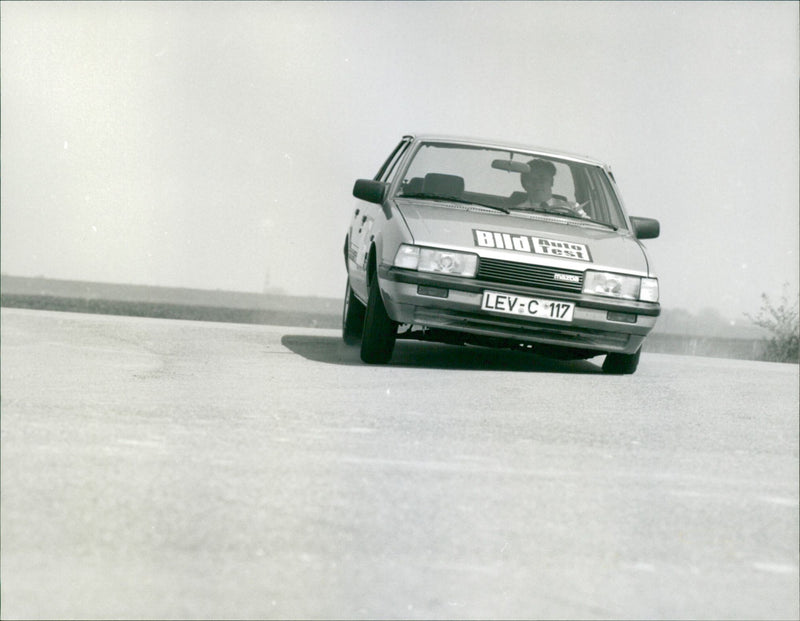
(395, 199, 651, 275)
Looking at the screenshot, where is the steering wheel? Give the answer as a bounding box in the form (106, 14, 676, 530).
(543, 203, 579, 216)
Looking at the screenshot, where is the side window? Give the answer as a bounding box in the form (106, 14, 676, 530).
(574, 167, 626, 229)
(595, 174, 627, 229)
(375, 138, 412, 183)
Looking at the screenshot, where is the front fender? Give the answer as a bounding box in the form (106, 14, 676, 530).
(367, 204, 413, 304)
(375, 201, 414, 271)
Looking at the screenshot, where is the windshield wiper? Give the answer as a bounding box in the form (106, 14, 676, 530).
(515, 206, 618, 231)
(549, 210, 618, 230)
(401, 192, 510, 214)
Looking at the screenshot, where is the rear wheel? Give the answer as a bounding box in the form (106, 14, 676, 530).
(602, 348, 641, 374)
(360, 272, 397, 364)
(342, 277, 365, 345)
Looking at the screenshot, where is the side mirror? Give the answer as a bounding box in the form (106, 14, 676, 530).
(629, 216, 660, 240)
(353, 179, 387, 204)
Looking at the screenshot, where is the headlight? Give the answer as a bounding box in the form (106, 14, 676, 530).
(393, 244, 478, 277)
(583, 271, 651, 301)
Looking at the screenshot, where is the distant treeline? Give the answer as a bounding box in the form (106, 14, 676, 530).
(0, 275, 774, 362)
(642, 332, 765, 360)
(0, 275, 341, 329)
(0, 293, 339, 329)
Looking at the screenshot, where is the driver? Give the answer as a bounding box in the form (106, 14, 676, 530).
(517, 159, 588, 217)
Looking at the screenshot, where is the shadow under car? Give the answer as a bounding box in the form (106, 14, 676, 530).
(280, 335, 603, 374)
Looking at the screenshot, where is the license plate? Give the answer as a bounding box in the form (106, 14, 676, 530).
(481, 290, 575, 322)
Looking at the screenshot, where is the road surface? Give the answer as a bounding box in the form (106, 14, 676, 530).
(1, 308, 798, 619)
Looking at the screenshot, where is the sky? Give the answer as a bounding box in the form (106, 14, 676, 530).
(1, 1, 798, 319)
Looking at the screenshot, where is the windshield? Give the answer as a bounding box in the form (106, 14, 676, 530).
(395, 142, 628, 230)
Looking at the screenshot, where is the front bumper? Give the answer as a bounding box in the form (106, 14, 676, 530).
(378, 265, 660, 355)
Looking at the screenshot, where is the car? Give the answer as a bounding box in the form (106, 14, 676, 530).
(342, 134, 660, 374)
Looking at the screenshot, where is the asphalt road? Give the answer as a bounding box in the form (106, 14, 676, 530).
(1, 308, 798, 620)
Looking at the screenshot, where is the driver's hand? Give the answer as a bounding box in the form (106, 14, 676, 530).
(554, 198, 589, 218)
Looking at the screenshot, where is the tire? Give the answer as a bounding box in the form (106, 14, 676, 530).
(342, 277, 365, 345)
(360, 272, 397, 364)
(602, 348, 641, 375)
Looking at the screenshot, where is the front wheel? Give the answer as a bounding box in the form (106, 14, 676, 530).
(360, 272, 397, 364)
(342, 277, 365, 345)
(602, 348, 641, 374)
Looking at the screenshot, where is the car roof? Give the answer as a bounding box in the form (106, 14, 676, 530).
(404, 134, 610, 169)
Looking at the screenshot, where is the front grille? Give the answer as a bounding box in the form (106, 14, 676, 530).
(476, 257, 583, 293)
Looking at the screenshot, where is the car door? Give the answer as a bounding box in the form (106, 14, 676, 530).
(347, 137, 412, 297)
